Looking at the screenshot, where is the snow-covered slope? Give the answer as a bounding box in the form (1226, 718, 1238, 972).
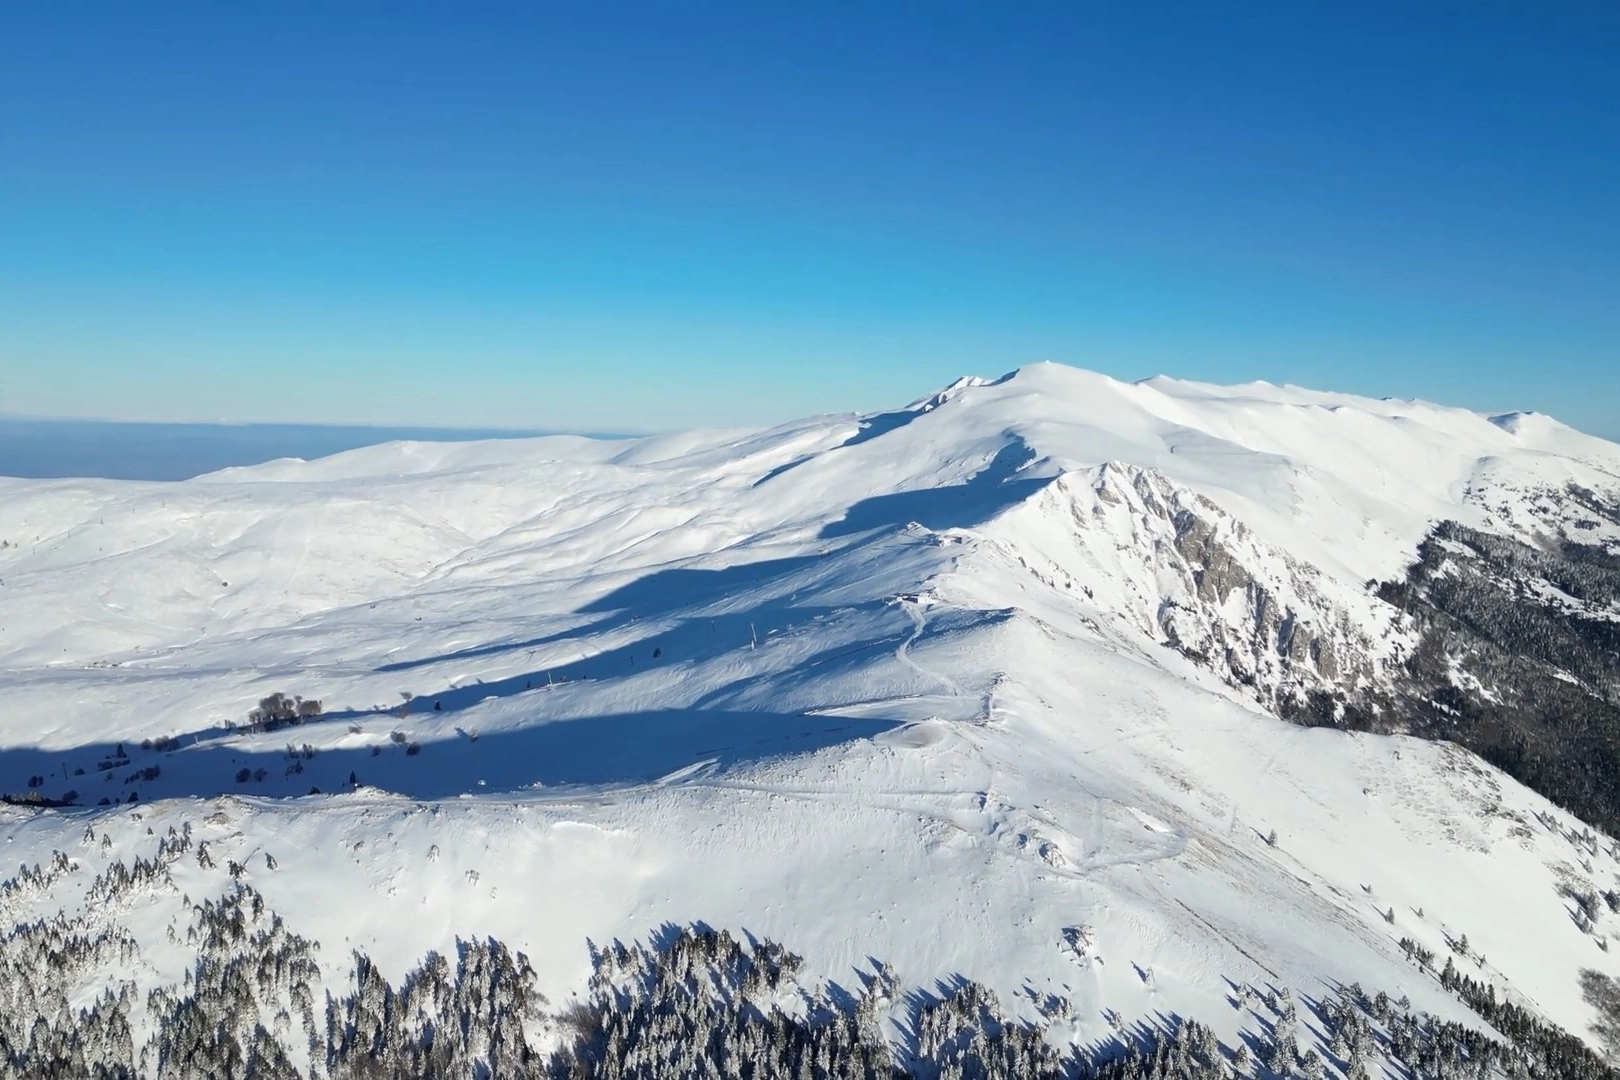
(2, 363, 1619, 1075)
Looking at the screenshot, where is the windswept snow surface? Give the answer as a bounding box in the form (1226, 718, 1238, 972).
(3, 363, 1620, 1059)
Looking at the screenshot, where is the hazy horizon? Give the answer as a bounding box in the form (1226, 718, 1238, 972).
(0, 416, 628, 482)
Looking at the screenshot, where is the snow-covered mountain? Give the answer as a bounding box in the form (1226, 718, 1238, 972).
(2, 362, 1619, 1078)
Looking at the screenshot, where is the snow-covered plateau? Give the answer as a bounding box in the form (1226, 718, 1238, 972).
(3, 362, 1620, 1078)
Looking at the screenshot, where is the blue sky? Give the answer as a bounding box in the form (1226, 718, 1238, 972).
(2, 4, 1616, 435)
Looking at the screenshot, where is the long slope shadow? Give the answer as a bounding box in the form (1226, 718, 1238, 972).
(820, 438, 1052, 539)
(104, 586, 904, 765)
(375, 553, 828, 676)
(10, 443, 1041, 807)
(578, 553, 828, 615)
(375, 436, 1040, 681)
(2, 708, 902, 805)
(752, 405, 926, 487)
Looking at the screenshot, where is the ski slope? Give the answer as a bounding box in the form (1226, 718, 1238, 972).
(2, 363, 1618, 1063)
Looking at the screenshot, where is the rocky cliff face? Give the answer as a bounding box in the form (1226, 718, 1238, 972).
(1005, 465, 1620, 835)
(993, 463, 1407, 723)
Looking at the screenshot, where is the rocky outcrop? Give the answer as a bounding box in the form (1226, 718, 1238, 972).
(997, 464, 1620, 832)
(998, 464, 1403, 725)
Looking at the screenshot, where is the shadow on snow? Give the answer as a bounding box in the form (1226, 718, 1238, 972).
(374, 554, 828, 675)
(2, 708, 901, 806)
(1, 447, 1058, 810)
(818, 438, 1051, 539)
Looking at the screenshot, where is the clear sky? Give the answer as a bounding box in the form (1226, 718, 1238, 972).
(2, 4, 1616, 436)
